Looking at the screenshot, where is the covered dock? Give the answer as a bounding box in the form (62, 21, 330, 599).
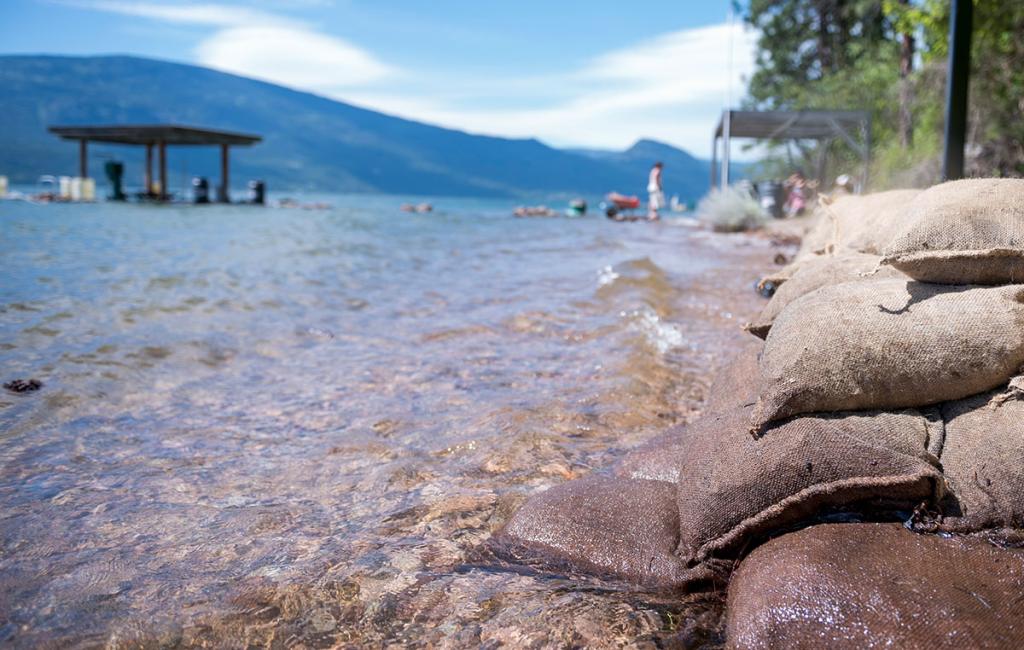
(711, 109, 871, 191)
(48, 124, 262, 202)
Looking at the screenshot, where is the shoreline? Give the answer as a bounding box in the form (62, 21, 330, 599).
(0, 202, 786, 648)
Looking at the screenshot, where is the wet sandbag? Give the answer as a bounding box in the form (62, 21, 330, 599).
(744, 252, 906, 339)
(496, 476, 715, 588)
(615, 339, 763, 485)
(752, 280, 1024, 434)
(614, 428, 686, 484)
(704, 337, 763, 413)
(726, 523, 1024, 649)
(881, 178, 1024, 284)
(822, 188, 920, 255)
(933, 377, 1024, 533)
(675, 404, 943, 564)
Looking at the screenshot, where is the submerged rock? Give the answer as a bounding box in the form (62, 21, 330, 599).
(3, 378, 42, 393)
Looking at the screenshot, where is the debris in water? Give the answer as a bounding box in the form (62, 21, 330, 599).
(4, 378, 42, 393)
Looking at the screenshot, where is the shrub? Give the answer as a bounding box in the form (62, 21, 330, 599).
(696, 188, 768, 232)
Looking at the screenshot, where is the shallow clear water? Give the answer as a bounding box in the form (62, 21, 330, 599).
(0, 196, 771, 647)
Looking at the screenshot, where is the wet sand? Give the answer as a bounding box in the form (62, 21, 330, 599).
(0, 199, 783, 647)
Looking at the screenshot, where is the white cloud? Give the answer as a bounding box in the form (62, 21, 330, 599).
(342, 21, 757, 154)
(195, 25, 395, 89)
(66, 1, 394, 89)
(62, 1, 756, 154)
(62, 1, 290, 27)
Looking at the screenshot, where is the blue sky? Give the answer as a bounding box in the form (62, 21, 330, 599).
(1, 0, 756, 154)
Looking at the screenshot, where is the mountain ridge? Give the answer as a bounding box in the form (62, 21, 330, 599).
(0, 54, 716, 200)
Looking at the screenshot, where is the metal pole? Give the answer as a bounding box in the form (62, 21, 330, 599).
(158, 141, 167, 201)
(862, 118, 872, 193)
(710, 134, 718, 191)
(721, 110, 731, 190)
(942, 0, 973, 181)
(145, 143, 153, 195)
(219, 143, 230, 203)
(79, 140, 88, 178)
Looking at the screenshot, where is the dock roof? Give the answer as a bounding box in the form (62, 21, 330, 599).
(712, 110, 870, 140)
(48, 124, 261, 146)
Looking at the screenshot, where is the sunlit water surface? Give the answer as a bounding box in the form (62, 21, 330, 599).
(0, 195, 771, 647)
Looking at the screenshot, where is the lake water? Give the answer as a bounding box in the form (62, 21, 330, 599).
(0, 195, 772, 647)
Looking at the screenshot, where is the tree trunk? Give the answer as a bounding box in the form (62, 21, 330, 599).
(817, 0, 834, 75)
(898, 2, 915, 149)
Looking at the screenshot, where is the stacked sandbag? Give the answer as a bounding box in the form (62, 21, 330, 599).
(753, 189, 918, 300)
(751, 280, 1024, 434)
(721, 180, 1024, 643)
(500, 180, 1024, 625)
(754, 208, 830, 293)
(726, 523, 1024, 649)
(495, 475, 719, 589)
(881, 178, 1024, 284)
(926, 377, 1024, 535)
(613, 428, 686, 484)
(744, 252, 907, 339)
(821, 188, 921, 254)
(674, 403, 943, 564)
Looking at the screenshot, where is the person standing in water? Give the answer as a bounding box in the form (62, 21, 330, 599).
(647, 162, 664, 221)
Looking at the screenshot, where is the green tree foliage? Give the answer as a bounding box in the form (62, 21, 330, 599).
(741, 0, 1024, 186)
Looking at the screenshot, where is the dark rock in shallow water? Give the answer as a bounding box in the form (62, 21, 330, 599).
(495, 476, 720, 589)
(726, 523, 1024, 649)
(4, 378, 42, 393)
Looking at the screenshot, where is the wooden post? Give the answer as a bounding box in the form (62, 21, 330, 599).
(145, 143, 153, 195)
(942, 0, 973, 181)
(79, 139, 88, 178)
(158, 141, 167, 201)
(219, 143, 230, 203)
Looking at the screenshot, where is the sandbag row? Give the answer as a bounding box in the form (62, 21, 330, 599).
(494, 179, 1024, 594)
(749, 178, 1024, 338)
(493, 354, 1024, 588)
(722, 178, 1024, 646)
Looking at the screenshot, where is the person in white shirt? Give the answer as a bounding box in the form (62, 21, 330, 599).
(647, 162, 664, 221)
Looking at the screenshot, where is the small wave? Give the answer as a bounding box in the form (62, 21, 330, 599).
(596, 266, 620, 287)
(625, 307, 688, 354)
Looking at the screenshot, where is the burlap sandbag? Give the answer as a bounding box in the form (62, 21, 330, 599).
(791, 207, 834, 263)
(496, 476, 717, 588)
(755, 261, 799, 295)
(726, 523, 1024, 649)
(755, 203, 845, 292)
(745, 252, 906, 339)
(881, 178, 1024, 284)
(752, 280, 1024, 434)
(822, 189, 920, 255)
(931, 377, 1024, 533)
(675, 404, 943, 564)
(704, 337, 763, 412)
(615, 338, 763, 485)
(613, 429, 686, 484)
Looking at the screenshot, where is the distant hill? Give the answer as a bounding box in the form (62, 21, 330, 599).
(0, 55, 717, 200)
